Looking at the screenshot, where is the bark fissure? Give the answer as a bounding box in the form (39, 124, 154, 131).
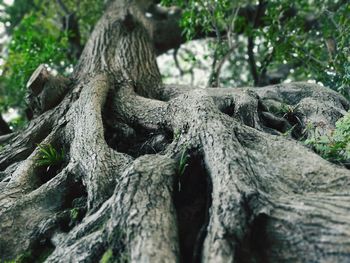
(174, 152, 212, 263)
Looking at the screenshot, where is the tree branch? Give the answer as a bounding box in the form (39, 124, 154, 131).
(56, 0, 83, 60)
(208, 45, 235, 88)
(247, 0, 267, 86)
(56, 0, 70, 15)
(247, 36, 259, 86)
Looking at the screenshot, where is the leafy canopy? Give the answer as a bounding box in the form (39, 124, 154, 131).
(1, 13, 69, 112)
(161, 0, 349, 92)
(0, 0, 104, 115)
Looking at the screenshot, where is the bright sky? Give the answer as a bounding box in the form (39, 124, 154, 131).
(0, 0, 13, 43)
(3, 0, 14, 5)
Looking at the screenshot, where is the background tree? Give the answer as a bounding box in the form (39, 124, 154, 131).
(0, 0, 349, 262)
(160, 0, 349, 90)
(0, 0, 104, 128)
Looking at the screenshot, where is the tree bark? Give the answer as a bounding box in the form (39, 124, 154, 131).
(0, 115, 11, 136)
(1, 1, 350, 262)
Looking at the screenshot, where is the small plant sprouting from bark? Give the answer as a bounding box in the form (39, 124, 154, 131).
(36, 143, 65, 170)
(178, 147, 189, 177)
(272, 102, 299, 119)
(100, 227, 129, 263)
(70, 208, 79, 221)
(304, 112, 350, 162)
(100, 249, 113, 263)
(177, 146, 190, 191)
(99, 248, 129, 263)
(303, 121, 315, 134)
(280, 103, 294, 116)
(173, 128, 181, 141)
(282, 125, 296, 137)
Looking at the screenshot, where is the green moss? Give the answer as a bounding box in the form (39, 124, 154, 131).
(99, 248, 129, 263)
(70, 208, 79, 221)
(100, 249, 114, 263)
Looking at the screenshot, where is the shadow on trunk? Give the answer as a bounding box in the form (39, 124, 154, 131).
(174, 152, 212, 263)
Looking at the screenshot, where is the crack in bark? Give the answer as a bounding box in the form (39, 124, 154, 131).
(1, 1, 350, 262)
(174, 152, 212, 263)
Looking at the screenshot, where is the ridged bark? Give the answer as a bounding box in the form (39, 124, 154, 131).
(0, 1, 350, 262)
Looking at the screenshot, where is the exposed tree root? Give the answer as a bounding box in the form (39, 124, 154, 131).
(1, 75, 350, 263)
(1, 1, 350, 262)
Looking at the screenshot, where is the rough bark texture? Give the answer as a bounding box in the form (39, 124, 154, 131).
(1, 0, 350, 262)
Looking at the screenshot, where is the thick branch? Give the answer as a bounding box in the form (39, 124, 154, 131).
(67, 74, 132, 210)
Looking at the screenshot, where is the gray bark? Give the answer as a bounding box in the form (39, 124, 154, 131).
(0, 0, 350, 262)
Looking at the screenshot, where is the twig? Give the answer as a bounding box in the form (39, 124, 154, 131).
(208, 45, 236, 88)
(247, 36, 259, 86)
(247, 0, 266, 86)
(173, 49, 184, 76)
(56, 0, 70, 15)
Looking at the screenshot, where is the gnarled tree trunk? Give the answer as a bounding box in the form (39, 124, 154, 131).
(1, 1, 350, 262)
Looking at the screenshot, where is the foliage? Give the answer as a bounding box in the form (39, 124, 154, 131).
(100, 249, 114, 263)
(70, 208, 79, 221)
(270, 102, 296, 117)
(161, 0, 350, 92)
(8, 115, 26, 130)
(161, 0, 236, 40)
(3, 251, 32, 263)
(265, 0, 350, 96)
(0, 0, 36, 33)
(63, 0, 104, 43)
(100, 248, 129, 263)
(0, 0, 348, 127)
(282, 125, 296, 137)
(178, 146, 189, 177)
(0, 0, 104, 117)
(16, 252, 33, 263)
(162, 0, 242, 87)
(305, 112, 350, 162)
(36, 143, 65, 168)
(0, 12, 70, 113)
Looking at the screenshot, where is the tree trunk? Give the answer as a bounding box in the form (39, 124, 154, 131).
(0, 115, 11, 136)
(1, 1, 350, 262)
